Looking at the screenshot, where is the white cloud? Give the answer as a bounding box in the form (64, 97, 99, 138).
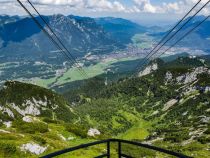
(143, 2, 156, 13)
(179, 0, 210, 16)
(87, 0, 115, 11)
(132, 0, 157, 13)
(0, 0, 209, 16)
(29, 0, 127, 12)
(162, 2, 180, 13)
(132, 0, 182, 14)
(113, 1, 126, 12)
(31, 0, 83, 5)
(132, 0, 210, 14)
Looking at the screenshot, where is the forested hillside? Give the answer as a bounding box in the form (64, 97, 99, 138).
(64, 56, 210, 157)
(0, 57, 210, 157)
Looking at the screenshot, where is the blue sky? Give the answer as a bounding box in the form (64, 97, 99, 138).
(0, 0, 209, 26)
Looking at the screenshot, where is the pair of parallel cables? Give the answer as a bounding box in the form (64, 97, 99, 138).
(134, 0, 210, 75)
(16, 0, 210, 78)
(17, 0, 88, 78)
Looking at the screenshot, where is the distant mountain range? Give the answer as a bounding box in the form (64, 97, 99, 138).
(0, 14, 147, 61)
(0, 14, 116, 60)
(0, 14, 209, 157)
(0, 14, 209, 62)
(177, 15, 210, 50)
(95, 17, 147, 44)
(0, 15, 20, 25)
(153, 15, 210, 51)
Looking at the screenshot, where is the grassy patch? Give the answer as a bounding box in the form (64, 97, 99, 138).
(119, 119, 151, 140)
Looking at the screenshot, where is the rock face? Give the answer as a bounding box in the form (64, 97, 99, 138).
(200, 116, 210, 123)
(165, 72, 173, 84)
(10, 102, 41, 116)
(138, 63, 158, 77)
(0, 81, 76, 122)
(176, 67, 210, 84)
(3, 121, 12, 128)
(23, 116, 32, 123)
(162, 99, 178, 111)
(87, 128, 101, 137)
(0, 106, 14, 118)
(20, 143, 47, 155)
(0, 129, 11, 133)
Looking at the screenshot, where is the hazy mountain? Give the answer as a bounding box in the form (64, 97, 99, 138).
(152, 15, 210, 51)
(0, 14, 209, 63)
(95, 17, 147, 44)
(0, 15, 20, 25)
(0, 14, 123, 61)
(174, 15, 210, 50)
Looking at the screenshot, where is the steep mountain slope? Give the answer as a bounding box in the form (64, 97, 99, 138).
(174, 15, 210, 50)
(1, 57, 210, 157)
(95, 17, 147, 44)
(183, 15, 210, 38)
(64, 57, 210, 157)
(0, 81, 93, 158)
(0, 14, 122, 61)
(0, 15, 20, 25)
(0, 81, 76, 122)
(152, 15, 210, 50)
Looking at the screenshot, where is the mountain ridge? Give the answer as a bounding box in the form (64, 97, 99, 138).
(0, 14, 148, 61)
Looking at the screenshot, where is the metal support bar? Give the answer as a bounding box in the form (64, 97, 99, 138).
(118, 141, 121, 158)
(107, 141, 110, 158)
(40, 138, 192, 158)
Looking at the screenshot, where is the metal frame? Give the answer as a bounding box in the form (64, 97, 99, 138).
(41, 139, 192, 158)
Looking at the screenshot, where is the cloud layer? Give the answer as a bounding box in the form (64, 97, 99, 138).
(0, 0, 209, 16)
